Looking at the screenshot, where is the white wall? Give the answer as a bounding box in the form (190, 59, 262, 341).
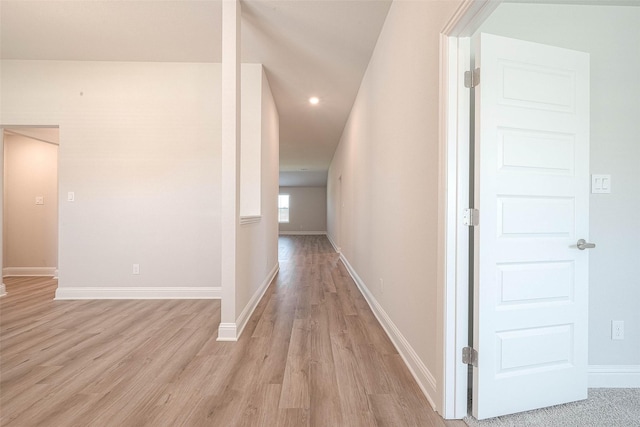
(235, 65, 280, 331)
(3, 133, 58, 275)
(241, 65, 262, 218)
(1, 60, 221, 297)
(479, 2, 640, 372)
(278, 186, 327, 234)
(327, 0, 462, 410)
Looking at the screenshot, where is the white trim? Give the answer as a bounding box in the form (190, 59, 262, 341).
(437, 30, 450, 417)
(234, 262, 279, 339)
(240, 215, 262, 225)
(589, 365, 640, 388)
(0, 283, 6, 297)
(3, 267, 57, 277)
(217, 323, 238, 341)
(326, 233, 341, 254)
(442, 0, 501, 38)
(54, 286, 221, 300)
(439, 30, 473, 420)
(440, 0, 502, 419)
(278, 231, 327, 236)
(339, 253, 439, 410)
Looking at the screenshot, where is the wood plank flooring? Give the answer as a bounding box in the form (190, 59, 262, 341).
(0, 235, 465, 426)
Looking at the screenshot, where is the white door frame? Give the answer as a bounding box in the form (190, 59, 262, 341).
(1, 125, 61, 289)
(438, 0, 502, 419)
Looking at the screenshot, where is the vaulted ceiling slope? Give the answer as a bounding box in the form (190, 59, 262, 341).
(1, 0, 392, 186)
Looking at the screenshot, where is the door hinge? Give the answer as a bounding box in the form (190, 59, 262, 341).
(464, 68, 480, 88)
(463, 208, 479, 226)
(462, 346, 478, 367)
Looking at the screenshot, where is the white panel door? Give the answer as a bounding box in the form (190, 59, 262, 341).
(472, 33, 590, 420)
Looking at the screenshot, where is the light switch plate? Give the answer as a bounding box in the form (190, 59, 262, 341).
(35, 196, 44, 205)
(591, 174, 611, 194)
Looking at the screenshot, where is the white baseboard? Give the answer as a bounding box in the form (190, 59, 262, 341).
(339, 254, 438, 410)
(3, 267, 57, 277)
(278, 231, 327, 235)
(589, 365, 640, 388)
(217, 262, 280, 342)
(217, 323, 238, 342)
(55, 286, 221, 300)
(326, 233, 341, 253)
(236, 263, 279, 339)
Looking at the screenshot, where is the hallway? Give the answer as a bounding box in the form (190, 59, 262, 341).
(0, 236, 462, 426)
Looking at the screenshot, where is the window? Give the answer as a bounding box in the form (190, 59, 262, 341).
(278, 194, 290, 223)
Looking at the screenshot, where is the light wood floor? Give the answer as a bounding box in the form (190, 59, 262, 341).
(0, 235, 465, 426)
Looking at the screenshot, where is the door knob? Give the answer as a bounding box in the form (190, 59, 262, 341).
(577, 239, 595, 250)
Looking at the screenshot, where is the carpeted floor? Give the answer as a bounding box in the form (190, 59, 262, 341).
(464, 389, 640, 427)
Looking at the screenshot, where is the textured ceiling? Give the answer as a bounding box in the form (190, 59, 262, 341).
(1, 0, 392, 186)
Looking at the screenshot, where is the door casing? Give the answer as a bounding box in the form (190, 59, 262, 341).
(438, 0, 502, 419)
(0, 125, 61, 291)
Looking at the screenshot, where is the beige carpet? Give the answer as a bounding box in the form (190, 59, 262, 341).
(464, 389, 640, 427)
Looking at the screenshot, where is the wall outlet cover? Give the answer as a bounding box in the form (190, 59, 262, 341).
(612, 320, 624, 340)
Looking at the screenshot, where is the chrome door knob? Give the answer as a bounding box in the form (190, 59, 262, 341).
(577, 239, 595, 250)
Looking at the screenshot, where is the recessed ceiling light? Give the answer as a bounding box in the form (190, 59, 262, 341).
(309, 97, 319, 105)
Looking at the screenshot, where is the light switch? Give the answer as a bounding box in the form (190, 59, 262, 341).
(67, 192, 75, 202)
(591, 174, 611, 194)
(35, 196, 44, 205)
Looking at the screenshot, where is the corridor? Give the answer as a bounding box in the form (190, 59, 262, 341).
(0, 235, 461, 426)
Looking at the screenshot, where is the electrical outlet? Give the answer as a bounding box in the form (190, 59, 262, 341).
(132, 264, 140, 275)
(612, 320, 624, 340)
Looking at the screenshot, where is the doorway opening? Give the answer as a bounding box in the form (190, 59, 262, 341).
(2, 126, 59, 297)
(442, 0, 639, 421)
